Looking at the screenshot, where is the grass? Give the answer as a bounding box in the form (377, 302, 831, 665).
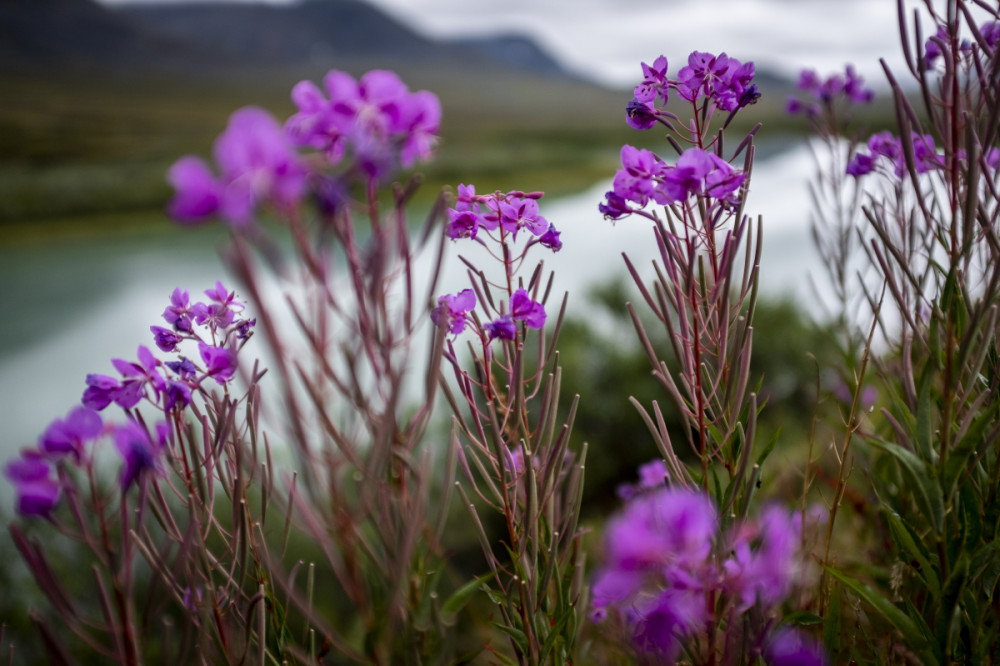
(0, 63, 897, 244)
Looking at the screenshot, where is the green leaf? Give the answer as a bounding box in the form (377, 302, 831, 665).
(870, 439, 944, 533)
(914, 375, 934, 461)
(440, 574, 492, 623)
(883, 507, 940, 596)
(823, 582, 842, 660)
(494, 622, 529, 654)
(934, 558, 969, 657)
(825, 566, 939, 666)
(783, 611, 824, 626)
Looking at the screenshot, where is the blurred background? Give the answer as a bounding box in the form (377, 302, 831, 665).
(0, 0, 908, 485)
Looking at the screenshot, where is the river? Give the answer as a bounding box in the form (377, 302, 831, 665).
(0, 139, 826, 496)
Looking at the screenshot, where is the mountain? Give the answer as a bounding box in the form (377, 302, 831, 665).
(0, 0, 211, 71)
(0, 0, 574, 81)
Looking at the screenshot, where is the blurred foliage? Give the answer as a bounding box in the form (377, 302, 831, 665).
(547, 279, 842, 515)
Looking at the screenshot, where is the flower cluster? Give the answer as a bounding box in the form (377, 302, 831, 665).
(167, 69, 441, 227)
(286, 69, 440, 178)
(923, 21, 1000, 69)
(3, 408, 170, 516)
(626, 51, 759, 131)
(168, 107, 307, 227)
(431, 287, 546, 342)
(845, 130, 952, 178)
(590, 467, 823, 663)
(445, 185, 561, 249)
(4, 283, 254, 517)
(599, 145, 746, 221)
(84, 282, 251, 415)
(785, 65, 875, 117)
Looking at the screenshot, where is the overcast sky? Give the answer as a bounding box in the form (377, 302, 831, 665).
(96, 0, 946, 88)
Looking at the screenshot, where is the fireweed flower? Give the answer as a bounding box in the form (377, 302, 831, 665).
(675, 51, 758, 112)
(4, 451, 61, 517)
(764, 626, 828, 666)
(286, 69, 440, 177)
(509, 288, 546, 329)
(537, 223, 562, 252)
(168, 107, 307, 226)
(590, 486, 717, 656)
(114, 421, 165, 491)
(484, 315, 517, 341)
(786, 64, 874, 117)
(723, 505, 803, 612)
(82, 373, 121, 411)
(38, 406, 103, 461)
(111, 345, 167, 410)
(846, 131, 944, 178)
(163, 287, 195, 333)
(431, 289, 477, 335)
(198, 343, 239, 384)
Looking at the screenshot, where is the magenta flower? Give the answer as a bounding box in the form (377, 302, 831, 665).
(163, 287, 195, 333)
(661, 148, 745, 204)
(484, 315, 517, 341)
(509, 289, 546, 329)
(613, 145, 667, 206)
(445, 208, 481, 240)
(286, 68, 440, 177)
(38, 407, 103, 460)
(151, 326, 183, 352)
(5, 451, 61, 517)
(764, 626, 828, 666)
(82, 373, 121, 411)
(590, 486, 717, 655)
(537, 223, 562, 252)
(676, 51, 757, 111)
(634, 55, 669, 104)
(787, 64, 874, 116)
(112, 346, 167, 409)
(431, 289, 477, 336)
(114, 421, 164, 491)
(599, 190, 635, 220)
(168, 107, 307, 226)
(723, 505, 802, 612)
(198, 343, 238, 384)
(498, 196, 548, 236)
(192, 281, 242, 330)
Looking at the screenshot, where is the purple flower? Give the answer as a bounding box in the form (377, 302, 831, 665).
(431, 289, 476, 336)
(38, 407, 103, 460)
(626, 98, 659, 130)
(167, 157, 221, 223)
(590, 486, 717, 655)
(660, 148, 745, 204)
(484, 315, 517, 341)
(151, 326, 183, 352)
(445, 208, 481, 240)
(198, 343, 238, 384)
(82, 373, 121, 411)
(498, 197, 548, 236)
(4, 451, 61, 517)
(617, 458, 669, 500)
(537, 223, 562, 252)
(764, 626, 828, 666)
(723, 505, 802, 612)
(509, 288, 546, 329)
(162, 380, 193, 411)
(112, 346, 166, 409)
(169, 107, 307, 226)
(599, 190, 634, 220)
(634, 55, 669, 104)
(786, 65, 873, 115)
(163, 287, 195, 333)
(192, 281, 241, 330)
(846, 152, 876, 177)
(613, 145, 667, 206)
(287, 69, 440, 177)
(114, 421, 164, 491)
(166, 357, 198, 380)
(675, 51, 757, 112)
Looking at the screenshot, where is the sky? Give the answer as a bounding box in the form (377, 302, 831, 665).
(94, 0, 939, 89)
